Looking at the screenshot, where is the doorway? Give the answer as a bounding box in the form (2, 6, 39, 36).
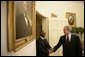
(36, 11, 46, 40)
(36, 11, 49, 56)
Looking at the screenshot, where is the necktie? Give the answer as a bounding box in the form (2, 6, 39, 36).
(67, 36, 70, 47)
(67, 36, 69, 43)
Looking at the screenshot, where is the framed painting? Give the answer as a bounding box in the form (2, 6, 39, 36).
(7, 1, 36, 52)
(66, 12, 76, 27)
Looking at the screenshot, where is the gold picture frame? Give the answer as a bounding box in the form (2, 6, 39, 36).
(7, 1, 36, 52)
(66, 12, 76, 27)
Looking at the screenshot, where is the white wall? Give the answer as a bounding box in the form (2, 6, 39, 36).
(1, 1, 36, 56)
(51, 1, 84, 27)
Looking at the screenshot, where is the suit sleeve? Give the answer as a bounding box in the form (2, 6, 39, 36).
(76, 36, 82, 56)
(44, 39, 51, 50)
(53, 36, 63, 52)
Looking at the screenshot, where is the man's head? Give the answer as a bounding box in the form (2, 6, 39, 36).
(40, 30, 46, 38)
(63, 26, 71, 35)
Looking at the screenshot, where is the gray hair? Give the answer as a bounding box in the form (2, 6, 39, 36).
(64, 26, 72, 32)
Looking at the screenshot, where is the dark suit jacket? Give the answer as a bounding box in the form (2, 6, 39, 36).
(54, 34, 82, 56)
(36, 37, 51, 56)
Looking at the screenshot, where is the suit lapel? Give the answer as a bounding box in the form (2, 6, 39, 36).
(71, 34, 75, 43)
(64, 35, 67, 43)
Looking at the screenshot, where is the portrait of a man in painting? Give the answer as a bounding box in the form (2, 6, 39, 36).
(7, 1, 35, 51)
(15, 1, 32, 39)
(66, 12, 76, 27)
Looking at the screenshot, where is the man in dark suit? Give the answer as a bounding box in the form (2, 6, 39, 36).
(51, 26, 82, 56)
(36, 31, 51, 56)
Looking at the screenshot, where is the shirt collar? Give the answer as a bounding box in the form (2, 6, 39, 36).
(66, 33, 71, 41)
(40, 36, 44, 40)
(68, 33, 71, 38)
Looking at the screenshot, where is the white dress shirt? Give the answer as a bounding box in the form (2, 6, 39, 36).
(40, 36, 44, 40)
(66, 33, 71, 42)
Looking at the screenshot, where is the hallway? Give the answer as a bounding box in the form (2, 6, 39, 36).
(1, 1, 84, 56)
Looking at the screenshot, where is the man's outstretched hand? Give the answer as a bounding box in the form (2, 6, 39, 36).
(49, 48, 54, 54)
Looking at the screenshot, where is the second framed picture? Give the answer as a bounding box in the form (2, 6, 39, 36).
(66, 12, 76, 27)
